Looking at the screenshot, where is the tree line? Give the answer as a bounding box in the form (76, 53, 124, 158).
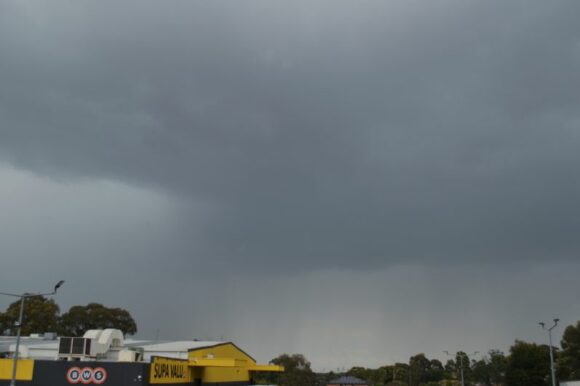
(3, 296, 580, 386)
(0, 295, 137, 337)
(257, 320, 580, 386)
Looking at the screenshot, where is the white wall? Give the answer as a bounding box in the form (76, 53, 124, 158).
(560, 381, 580, 386)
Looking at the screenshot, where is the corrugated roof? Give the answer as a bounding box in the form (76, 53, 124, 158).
(0, 336, 57, 352)
(0, 336, 226, 358)
(125, 340, 224, 352)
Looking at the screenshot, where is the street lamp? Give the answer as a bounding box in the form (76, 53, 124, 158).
(444, 350, 479, 386)
(539, 318, 559, 386)
(0, 280, 65, 386)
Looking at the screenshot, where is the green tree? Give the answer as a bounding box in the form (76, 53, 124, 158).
(346, 365, 392, 386)
(426, 359, 445, 383)
(505, 340, 551, 386)
(444, 359, 456, 381)
(471, 353, 507, 386)
(347, 366, 372, 382)
(58, 303, 137, 336)
(372, 365, 390, 385)
(455, 351, 474, 385)
(265, 353, 316, 386)
(559, 321, 580, 381)
(472, 359, 490, 386)
(487, 350, 507, 385)
(409, 353, 431, 385)
(0, 296, 60, 335)
(315, 371, 337, 386)
(389, 363, 409, 385)
(0, 312, 10, 335)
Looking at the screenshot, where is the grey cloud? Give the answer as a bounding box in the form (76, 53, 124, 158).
(1, 0, 580, 275)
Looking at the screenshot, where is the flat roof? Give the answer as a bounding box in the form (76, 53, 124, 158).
(0, 336, 226, 359)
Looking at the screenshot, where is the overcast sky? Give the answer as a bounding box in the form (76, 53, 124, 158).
(1, 0, 580, 370)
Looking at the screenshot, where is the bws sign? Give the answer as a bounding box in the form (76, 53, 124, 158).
(66, 367, 107, 384)
(150, 357, 191, 384)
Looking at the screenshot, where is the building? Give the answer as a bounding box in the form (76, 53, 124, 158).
(0, 329, 283, 386)
(326, 376, 368, 386)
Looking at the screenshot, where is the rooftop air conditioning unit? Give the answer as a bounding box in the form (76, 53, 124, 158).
(58, 337, 97, 359)
(57, 329, 125, 360)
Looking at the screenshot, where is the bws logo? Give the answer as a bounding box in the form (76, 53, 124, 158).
(66, 367, 107, 384)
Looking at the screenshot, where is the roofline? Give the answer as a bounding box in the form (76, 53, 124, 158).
(187, 342, 256, 362)
(150, 355, 189, 362)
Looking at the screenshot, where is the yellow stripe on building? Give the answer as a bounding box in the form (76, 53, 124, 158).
(0, 359, 35, 381)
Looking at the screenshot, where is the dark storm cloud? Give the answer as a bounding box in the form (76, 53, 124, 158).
(1, 1, 580, 272)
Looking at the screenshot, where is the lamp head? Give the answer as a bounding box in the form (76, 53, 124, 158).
(554, 318, 560, 324)
(54, 280, 65, 292)
(539, 322, 545, 328)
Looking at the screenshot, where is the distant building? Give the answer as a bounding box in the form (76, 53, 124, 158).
(327, 375, 368, 386)
(561, 381, 580, 386)
(0, 329, 283, 386)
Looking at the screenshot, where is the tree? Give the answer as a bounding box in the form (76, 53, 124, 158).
(315, 371, 337, 386)
(488, 350, 507, 385)
(262, 353, 316, 386)
(372, 365, 390, 385)
(409, 353, 431, 385)
(58, 303, 137, 336)
(471, 350, 506, 386)
(426, 359, 445, 384)
(444, 359, 456, 381)
(390, 362, 409, 385)
(505, 340, 551, 386)
(347, 366, 372, 382)
(455, 351, 475, 385)
(407, 354, 445, 386)
(275, 353, 316, 386)
(559, 321, 580, 381)
(0, 295, 60, 336)
(472, 359, 490, 385)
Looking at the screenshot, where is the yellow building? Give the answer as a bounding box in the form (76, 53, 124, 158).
(0, 330, 283, 386)
(150, 341, 284, 386)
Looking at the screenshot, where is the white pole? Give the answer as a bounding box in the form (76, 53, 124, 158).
(10, 296, 26, 386)
(0, 281, 64, 386)
(540, 319, 559, 386)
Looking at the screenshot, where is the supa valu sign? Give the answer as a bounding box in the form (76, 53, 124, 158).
(150, 357, 191, 384)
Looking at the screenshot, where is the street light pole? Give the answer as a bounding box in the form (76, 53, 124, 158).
(11, 296, 26, 386)
(539, 319, 559, 386)
(0, 280, 65, 386)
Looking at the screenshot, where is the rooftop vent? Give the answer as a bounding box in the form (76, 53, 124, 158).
(57, 329, 124, 360)
(58, 337, 94, 357)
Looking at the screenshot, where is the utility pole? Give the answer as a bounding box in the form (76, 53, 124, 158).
(540, 319, 559, 386)
(0, 281, 65, 386)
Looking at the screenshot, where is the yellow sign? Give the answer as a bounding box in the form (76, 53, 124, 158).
(0, 359, 35, 381)
(150, 357, 191, 384)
